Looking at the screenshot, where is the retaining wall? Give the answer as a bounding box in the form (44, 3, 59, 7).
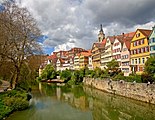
(83, 77, 155, 104)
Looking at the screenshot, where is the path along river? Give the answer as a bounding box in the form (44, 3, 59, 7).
(6, 83, 155, 120)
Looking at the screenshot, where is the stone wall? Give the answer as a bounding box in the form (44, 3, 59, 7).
(83, 77, 155, 104)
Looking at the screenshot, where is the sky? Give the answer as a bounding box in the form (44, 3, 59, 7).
(3, 0, 155, 54)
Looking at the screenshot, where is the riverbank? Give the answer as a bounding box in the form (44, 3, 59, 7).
(0, 90, 29, 120)
(83, 77, 155, 104)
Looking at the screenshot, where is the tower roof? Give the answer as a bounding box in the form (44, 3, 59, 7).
(99, 24, 103, 33)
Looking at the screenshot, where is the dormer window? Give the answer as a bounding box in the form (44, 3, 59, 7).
(136, 33, 140, 38)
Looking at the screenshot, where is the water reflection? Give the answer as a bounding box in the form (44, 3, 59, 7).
(6, 83, 155, 120)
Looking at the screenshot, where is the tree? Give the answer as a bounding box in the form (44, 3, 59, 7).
(41, 64, 57, 80)
(144, 56, 155, 75)
(107, 59, 119, 71)
(0, 1, 42, 88)
(143, 56, 155, 83)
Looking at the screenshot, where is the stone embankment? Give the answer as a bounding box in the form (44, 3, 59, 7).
(83, 77, 155, 104)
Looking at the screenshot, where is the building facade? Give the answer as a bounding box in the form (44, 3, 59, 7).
(130, 29, 151, 74)
(121, 39, 132, 76)
(100, 36, 115, 69)
(149, 26, 155, 56)
(92, 24, 105, 69)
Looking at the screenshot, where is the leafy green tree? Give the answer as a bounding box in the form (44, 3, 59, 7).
(144, 56, 155, 75)
(94, 67, 102, 78)
(144, 56, 155, 83)
(60, 69, 72, 82)
(41, 64, 57, 80)
(107, 59, 119, 71)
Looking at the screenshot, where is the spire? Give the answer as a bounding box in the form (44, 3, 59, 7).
(100, 24, 103, 33)
(98, 24, 105, 42)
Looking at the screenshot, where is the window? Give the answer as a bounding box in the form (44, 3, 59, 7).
(137, 66, 140, 71)
(137, 41, 139, 45)
(134, 50, 137, 54)
(138, 58, 141, 64)
(138, 48, 141, 54)
(132, 59, 134, 64)
(135, 59, 137, 64)
(141, 39, 144, 44)
(152, 38, 155, 43)
(136, 33, 140, 38)
(141, 48, 145, 52)
(145, 47, 149, 52)
(131, 50, 133, 55)
(151, 46, 155, 51)
(134, 41, 137, 46)
(142, 58, 145, 64)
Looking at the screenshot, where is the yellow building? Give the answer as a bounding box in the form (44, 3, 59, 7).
(79, 51, 91, 69)
(130, 29, 151, 74)
(74, 55, 80, 70)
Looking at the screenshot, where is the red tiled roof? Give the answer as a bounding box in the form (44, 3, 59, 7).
(107, 36, 115, 43)
(47, 54, 57, 59)
(124, 38, 131, 50)
(80, 51, 92, 56)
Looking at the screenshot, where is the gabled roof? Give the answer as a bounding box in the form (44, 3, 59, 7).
(114, 32, 135, 45)
(106, 36, 115, 43)
(137, 29, 152, 37)
(123, 38, 131, 50)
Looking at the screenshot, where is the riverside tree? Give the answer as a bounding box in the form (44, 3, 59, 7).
(0, 1, 42, 88)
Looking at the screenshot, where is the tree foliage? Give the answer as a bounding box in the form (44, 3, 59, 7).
(0, 1, 42, 88)
(144, 56, 155, 75)
(106, 59, 119, 71)
(41, 64, 57, 80)
(144, 56, 155, 83)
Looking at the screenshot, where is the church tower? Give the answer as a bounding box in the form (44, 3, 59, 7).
(98, 24, 105, 42)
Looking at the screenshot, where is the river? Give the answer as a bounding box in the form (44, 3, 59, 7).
(6, 83, 155, 120)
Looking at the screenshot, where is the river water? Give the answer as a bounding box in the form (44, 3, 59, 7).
(6, 83, 155, 120)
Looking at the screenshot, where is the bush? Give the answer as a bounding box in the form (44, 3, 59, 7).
(4, 97, 29, 110)
(126, 74, 142, 83)
(141, 73, 154, 83)
(0, 90, 29, 119)
(113, 72, 125, 81)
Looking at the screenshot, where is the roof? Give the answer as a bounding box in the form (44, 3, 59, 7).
(107, 36, 115, 43)
(137, 29, 152, 36)
(114, 32, 135, 44)
(80, 51, 92, 57)
(124, 38, 131, 50)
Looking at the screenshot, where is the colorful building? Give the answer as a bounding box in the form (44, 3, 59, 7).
(79, 50, 92, 69)
(100, 36, 115, 69)
(56, 58, 70, 71)
(149, 26, 155, 56)
(92, 24, 105, 69)
(130, 29, 151, 74)
(121, 32, 135, 76)
(74, 54, 80, 70)
(112, 35, 124, 66)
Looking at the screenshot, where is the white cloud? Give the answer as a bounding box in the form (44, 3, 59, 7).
(15, 0, 155, 53)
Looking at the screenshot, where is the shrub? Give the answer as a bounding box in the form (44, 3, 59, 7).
(113, 72, 125, 81)
(141, 73, 154, 83)
(126, 74, 142, 83)
(4, 97, 29, 110)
